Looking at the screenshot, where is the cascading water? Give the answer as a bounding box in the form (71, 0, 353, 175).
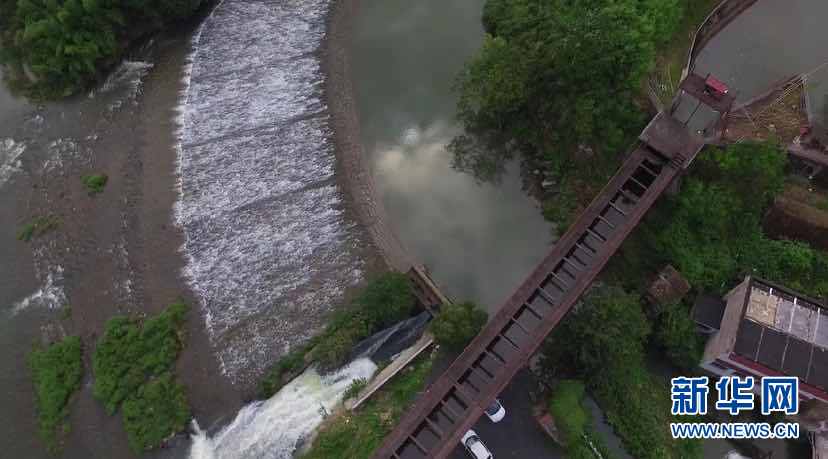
(349, 311, 431, 362)
(188, 358, 377, 459)
(187, 314, 430, 458)
(176, 0, 369, 384)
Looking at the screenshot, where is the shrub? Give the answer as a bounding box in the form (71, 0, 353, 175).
(303, 354, 434, 459)
(121, 373, 190, 453)
(17, 215, 60, 241)
(92, 302, 190, 452)
(548, 380, 615, 458)
(343, 377, 368, 400)
(29, 336, 83, 451)
(430, 301, 488, 351)
(308, 272, 415, 370)
(81, 174, 108, 194)
(655, 302, 703, 370)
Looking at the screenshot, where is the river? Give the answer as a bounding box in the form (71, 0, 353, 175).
(1, 0, 823, 458)
(185, 0, 554, 457)
(351, 0, 554, 313)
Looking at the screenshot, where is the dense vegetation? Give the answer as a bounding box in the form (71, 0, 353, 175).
(653, 301, 703, 370)
(29, 336, 83, 451)
(614, 141, 828, 299)
(260, 272, 416, 397)
(452, 0, 685, 224)
(548, 380, 614, 459)
(121, 373, 190, 452)
(0, 0, 204, 98)
(309, 272, 417, 369)
(429, 301, 487, 351)
(303, 353, 434, 459)
(540, 286, 701, 459)
(92, 301, 190, 452)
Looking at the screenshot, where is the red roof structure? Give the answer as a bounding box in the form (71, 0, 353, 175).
(705, 75, 730, 96)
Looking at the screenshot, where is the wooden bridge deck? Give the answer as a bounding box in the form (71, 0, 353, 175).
(370, 76, 731, 459)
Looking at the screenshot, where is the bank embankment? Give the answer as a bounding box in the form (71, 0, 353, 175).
(322, 0, 412, 273)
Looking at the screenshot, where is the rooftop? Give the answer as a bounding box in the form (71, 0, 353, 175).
(733, 278, 828, 391)
(692, 293, 726, 330)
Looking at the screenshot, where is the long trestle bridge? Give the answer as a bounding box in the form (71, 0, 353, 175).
(372, 74, 736, 459)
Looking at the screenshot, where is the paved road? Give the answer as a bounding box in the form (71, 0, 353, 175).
(432, 366, 563, 459)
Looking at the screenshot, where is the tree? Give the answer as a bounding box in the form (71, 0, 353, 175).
(430, 301, 488, 351)
(638, 141, 822, 296)
(539, 285, 701, 459)
(655, 302, 703, 370)
(540, 285, 649, 381)
(353, 272, 417, 329)
(1, 0, 203, 97)
(453, 0, 685, 183)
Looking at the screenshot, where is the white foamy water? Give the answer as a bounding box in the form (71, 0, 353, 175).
(10, 264, 66, 315)
(90, 60, 155, 111)
(177, 0, 366, 383)
(189, 358, 377, 459)
(0, 138, 25, 187)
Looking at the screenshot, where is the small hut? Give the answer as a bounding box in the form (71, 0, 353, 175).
(645, 265, 691, 314)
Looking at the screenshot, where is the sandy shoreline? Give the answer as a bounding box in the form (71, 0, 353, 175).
(322, 0, 412, 273)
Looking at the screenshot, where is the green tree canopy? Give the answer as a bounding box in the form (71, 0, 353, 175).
(639, 141, 828, 297)
(453, 0, 684, 181)
(430, 301, 488, 351)
(540, 285, 701, 459)
(1, 0, 204, 97)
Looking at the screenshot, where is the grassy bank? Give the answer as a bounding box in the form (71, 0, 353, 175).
(92, 301, 190, 452)
(548, 380, 614, 458)
(29, 336, 83, 452)
(260, 272, 416, 398)
(303, 352, 434, 459)
(649, 0, 722, 102)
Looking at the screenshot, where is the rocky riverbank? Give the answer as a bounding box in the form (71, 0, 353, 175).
(322, 0, 411, 273)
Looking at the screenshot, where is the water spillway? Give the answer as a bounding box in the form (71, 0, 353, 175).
(177, 0, 369, 384)
(189, 358, 378, 459)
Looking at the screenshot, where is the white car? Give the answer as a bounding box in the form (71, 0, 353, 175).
(461, 430, 493, 459)
(484, 398, 506, 423)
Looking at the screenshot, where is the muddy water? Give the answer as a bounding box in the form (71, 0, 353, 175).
(351, 0, 554, 312)
(0, 24, 245, 457)
(2, 0, 386, 455)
